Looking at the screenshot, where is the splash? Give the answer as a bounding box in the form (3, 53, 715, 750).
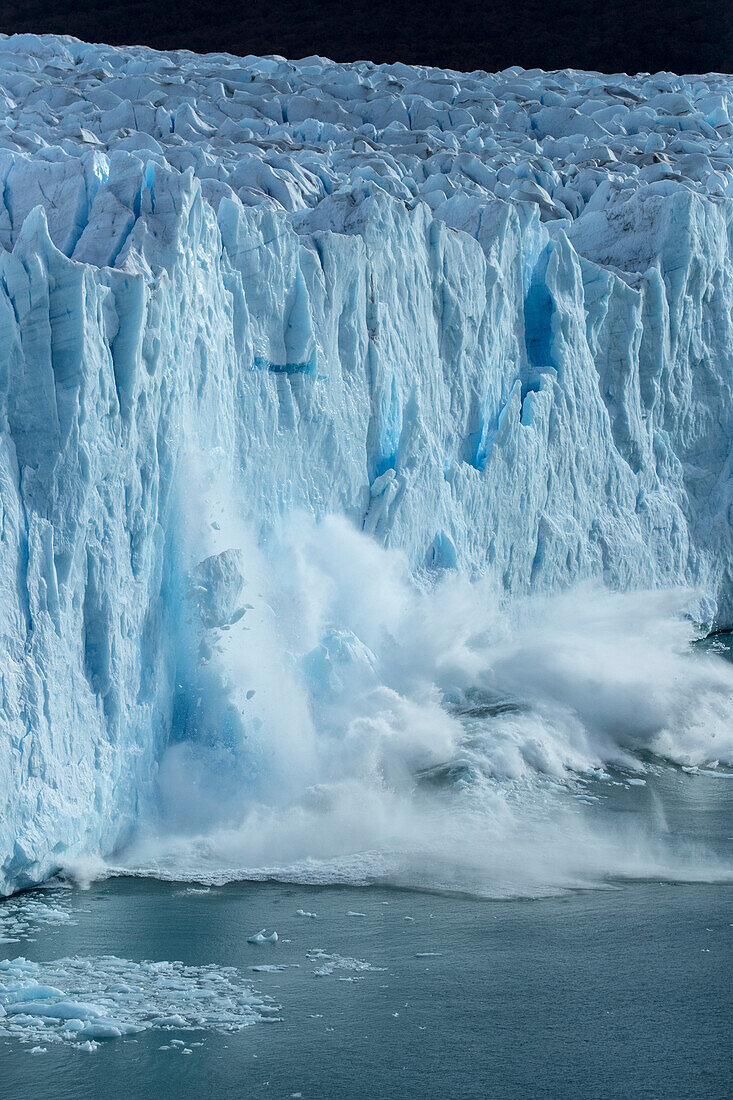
(105, 453, 733, 897)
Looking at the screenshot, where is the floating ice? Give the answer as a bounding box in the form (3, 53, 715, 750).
(306, 949, 385, 978)
(296, 910, 317, 919)
(247, 930, 279, 944)
(0, 955, 278, 1049)
(0, 892, 76, 944)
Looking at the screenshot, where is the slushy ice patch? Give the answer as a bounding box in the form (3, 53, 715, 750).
(0, 956, 278, 1049)
(307, 950, 385, 978)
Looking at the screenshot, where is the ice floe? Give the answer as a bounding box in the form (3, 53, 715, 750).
(247, 929, 279, 944)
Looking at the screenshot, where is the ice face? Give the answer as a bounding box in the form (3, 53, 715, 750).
(1, 33, 733, 892)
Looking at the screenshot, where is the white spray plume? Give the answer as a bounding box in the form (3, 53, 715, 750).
(118, 449, 733, 897)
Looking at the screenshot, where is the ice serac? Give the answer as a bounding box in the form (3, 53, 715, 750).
(1, 33, 733, 891)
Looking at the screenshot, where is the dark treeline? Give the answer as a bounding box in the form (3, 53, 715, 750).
(0, 0, 730, 74)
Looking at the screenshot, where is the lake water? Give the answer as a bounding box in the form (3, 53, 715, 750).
(1, 769, 731, 1099)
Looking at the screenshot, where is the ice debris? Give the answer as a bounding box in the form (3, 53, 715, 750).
(247, 929, 279, 944)
(0, 955, 278, 1049)
(306, 949, 385, 977)
(0, 893, 76, 944)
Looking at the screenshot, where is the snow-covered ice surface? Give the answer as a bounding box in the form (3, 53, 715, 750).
(0, 954, 277, 1049)
(2, 33, 733, 893)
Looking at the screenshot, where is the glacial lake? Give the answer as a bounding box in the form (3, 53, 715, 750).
(0, 768, 731, 1099)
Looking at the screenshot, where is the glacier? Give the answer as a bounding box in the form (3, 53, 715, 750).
(1, 33, 733, 893)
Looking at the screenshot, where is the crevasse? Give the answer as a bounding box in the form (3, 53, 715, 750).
(1, 34, 733, 892)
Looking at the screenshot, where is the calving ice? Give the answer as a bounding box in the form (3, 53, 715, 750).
(1, 33, 733, 894)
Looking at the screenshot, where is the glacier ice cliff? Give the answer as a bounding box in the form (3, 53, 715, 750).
(1, 33, 733, 892)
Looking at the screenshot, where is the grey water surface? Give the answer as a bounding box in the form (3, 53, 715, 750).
(1, 769, 731, 1100)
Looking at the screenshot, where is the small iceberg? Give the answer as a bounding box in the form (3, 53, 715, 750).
(296, 909, 317, 919)
(247, 929, 278, 944)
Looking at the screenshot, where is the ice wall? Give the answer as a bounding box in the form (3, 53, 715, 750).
(1, 34, 733, 891)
